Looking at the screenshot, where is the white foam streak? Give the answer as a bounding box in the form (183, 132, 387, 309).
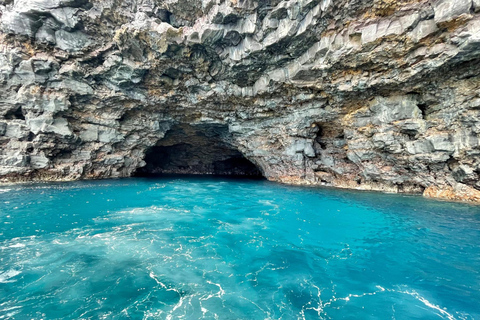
(0, 305, 22, 317)
(201, 281, 225, 301)
(0, 270, 21, 283)
(238, 296, 271, 317)
(399, 289, 457, 320)
(166, 295, 185, 320)
(325, 285, 458, 320)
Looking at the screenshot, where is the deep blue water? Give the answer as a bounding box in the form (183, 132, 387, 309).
(1, 176, 479, 320)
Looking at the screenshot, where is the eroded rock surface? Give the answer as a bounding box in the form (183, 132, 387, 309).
(1, 0, 480, 202)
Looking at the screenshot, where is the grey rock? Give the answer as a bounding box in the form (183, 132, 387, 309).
(33, 59, 54, 74)
(452, 164, 475, 182)
(50, 7, 80, 29)
(386, 20, 403, 36)
(98, 127, 123, 143)
(429, 134, 455, 153)
(410, 20, 438, 43)
(27, 115, 71, 136)
(304, 143, 316, 157)
(104, 155, 124, 165)
(109, 63, 146, 87)
(457, 20, 480, 57)
(372, 132, 403, 153)
(370, 96, 422, 125)
(14, 0, 86, 13)
(434, 0, 472, 24)
(0, 54, 13, 82)
(49, 117, 72, 136)
(0, 122, 7, 136)
(0, 155, 29, 167)
(5, 123, 28, 139)
(35, 19, 58, 44)
(406, 140, 434, 155)
(474, 0, 480, 12)
(26, 115, 53, 134)
(395, 119, 425, 136)
(361, 24, 377, 44)
(79, 124, 99, 142)
(30, 155, 49, 169)
(1, 11, 40, 37)
(14, 60, 40, 84)
(49, 79, 93, 95)
(55, 30, 90, 51)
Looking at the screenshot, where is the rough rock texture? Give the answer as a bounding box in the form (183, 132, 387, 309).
(1, 0, 480, 202)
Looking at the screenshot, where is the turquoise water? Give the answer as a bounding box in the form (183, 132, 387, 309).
(1, 177, 480, 320)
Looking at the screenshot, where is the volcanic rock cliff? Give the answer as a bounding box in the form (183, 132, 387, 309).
(1, 0, 480, 202)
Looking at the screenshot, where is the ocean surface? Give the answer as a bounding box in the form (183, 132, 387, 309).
(1, 176, 479, 320)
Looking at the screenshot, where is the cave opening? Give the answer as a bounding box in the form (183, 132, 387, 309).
(5, 107, 25, 120)
(417, 102, 428, 119)
(135, 124, 264, 178)
(313, 122, 345, 154)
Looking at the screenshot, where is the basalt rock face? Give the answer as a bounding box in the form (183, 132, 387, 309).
(1, 0, 480, 202)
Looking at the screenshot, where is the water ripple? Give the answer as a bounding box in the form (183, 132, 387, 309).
(0, 177, 479, 319)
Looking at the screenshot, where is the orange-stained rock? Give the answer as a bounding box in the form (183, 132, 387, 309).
(424, 185, 480, 203)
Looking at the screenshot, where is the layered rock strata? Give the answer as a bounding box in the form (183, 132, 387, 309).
(1, 0, 480, 202)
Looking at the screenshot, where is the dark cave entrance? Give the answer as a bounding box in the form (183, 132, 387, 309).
(135, 124, 263, 178)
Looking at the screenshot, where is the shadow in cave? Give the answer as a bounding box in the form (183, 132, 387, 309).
(134, 124, 264, 179)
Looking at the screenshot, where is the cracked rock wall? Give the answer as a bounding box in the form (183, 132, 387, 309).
(1, 0, 480, 202)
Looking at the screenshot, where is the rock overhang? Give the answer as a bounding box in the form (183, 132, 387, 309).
(0, 0, 480, 202)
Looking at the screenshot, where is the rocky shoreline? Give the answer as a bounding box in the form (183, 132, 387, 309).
(1, 0, 480, 203)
